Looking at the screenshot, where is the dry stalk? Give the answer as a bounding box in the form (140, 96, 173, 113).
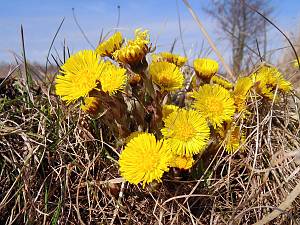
(182, 0, 234, 80)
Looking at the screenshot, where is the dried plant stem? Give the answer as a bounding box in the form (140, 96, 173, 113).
(253, 181, 300, 225)
(110, 181, 125, 225)
(0, 65, 19, 88)
(176, 0, 187, 58)
(45, 17, 65, 74)
(182, 0, 234, 80)
(241, 0, 300, 70)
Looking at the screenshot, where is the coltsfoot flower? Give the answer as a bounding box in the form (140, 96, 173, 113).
(99, 62, 127, 95)
(293, 58, 300, 69)
(169, 154, 194, 170)
(252, 66, 292, 100)
(80, 96, 101, 114)
(161, 109, 210, 156)
(211, 75, 233, 89)
(96, 32, 123, 57)
(233, 77, 253, 112)
(162, 104, 180, 121)
(113, 29, 150, 67)
(192, 84, 235, 128)
(152, 52, 187, 67)
(194, 58, 218, 80)
(149, 61, 184, 91)
(119, 133, 171, 187)
(218, 125, 245, 153)
(55, 50, 105, 104)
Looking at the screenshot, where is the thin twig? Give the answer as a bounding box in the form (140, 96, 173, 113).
(253, 181, 300, 225)
(20, 25, 34, 104)
(45, 18, 65, 74)
(116, 5, 121, 29)
(176, 0, 187, 57)
(0, 65, 20, 88)
(241, 0, 300, 70)
(181, 0, 234, 79)
(72, 8, 95, 49)
(110, 181, 125, 225)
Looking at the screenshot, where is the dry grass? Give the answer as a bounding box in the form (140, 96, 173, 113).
(279, 35, 300, 88)
(0, 59, 300, 225)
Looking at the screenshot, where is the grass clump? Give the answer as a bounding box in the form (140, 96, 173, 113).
(0, 28, 300, 224)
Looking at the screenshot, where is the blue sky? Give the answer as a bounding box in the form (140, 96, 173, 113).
(0, 0, 300, 65)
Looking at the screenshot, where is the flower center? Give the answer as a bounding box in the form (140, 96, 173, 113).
(141, 151, 160, 171)
(174, 121, 195, 141)
(73, 70, 95, 91)
(159, 74, 173, 88)
(205, 97, 223, 116)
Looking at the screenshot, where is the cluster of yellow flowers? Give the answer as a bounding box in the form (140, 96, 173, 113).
(55, 29, 292, 188)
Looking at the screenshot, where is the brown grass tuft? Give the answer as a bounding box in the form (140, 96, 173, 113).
(0, 60, 300, 225)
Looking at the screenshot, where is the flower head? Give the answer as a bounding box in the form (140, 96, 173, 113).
(161, 109, 210, 156)
(192, 84, 235, 128)
(99, 62, 127, 95)
(218, 125, 245, 153)
(233, 77, 253, 112)
(113, 29, 150, 66)
(194, 58, 218, 80)
(128, 73, 142, 86)
(252, 66, 292, 99)
(149, 61, 184, 91)
(125, 131, 143, 143)
(55, 50, 105, 104)
(152, 52, 187, 67)
(211, 75, 233, 89)
(80, 96, 101, 114)
(119, 133, 171, 187)
(293, 58, 300, 69)
(169, 154, 194, 170)
(96, 32, 123, 57)
(162, 104, 179, 121)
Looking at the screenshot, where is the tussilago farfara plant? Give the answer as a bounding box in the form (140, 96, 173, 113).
(55, 29, 292, 189)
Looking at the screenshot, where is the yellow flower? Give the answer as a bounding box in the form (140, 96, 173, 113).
(191, 75, 198, 89)
(252, 66, 292, 99)
(192, 84, 235, 128)
(80, 96, 101, 114)
(119, 133, 171, 187)
(128, 73, 141, 86)
(149, 61, 184, 91)
(162, 104, 179, 121)
(211, 75, 233, 89)
(293, 58, 300, 68)
(251, 73, 272, 99)
(125, 131, 143, 143)
(113, 29, 150, 66)
(55, 50, 105, 104)
(161, 109, 210, 156)
(96, 32, 123, 57)
(218, 125, 245, 153)
(233, 77, 253, 112)
(134, 28, 150, 41)
(169, 154, 194, 170)
(99, 62, 127, 95)
(194, 58, 218, 80)
(152, 52, 187, 67)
